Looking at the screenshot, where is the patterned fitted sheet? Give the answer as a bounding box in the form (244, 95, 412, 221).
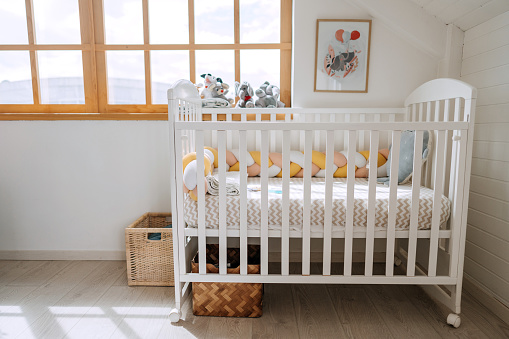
(184, 178, 450, 231)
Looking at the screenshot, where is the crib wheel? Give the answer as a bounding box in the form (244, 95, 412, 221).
(447, 313, 461, 328)
(394, 256, 402, 267)
(169, 308, 181, 323)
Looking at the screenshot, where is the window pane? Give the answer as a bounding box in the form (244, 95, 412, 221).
(104, 0, 143, 44)
(151, 51, 190, 104)
(240, 50, 280, 91)
(107, 51, 145, 104)
(195, 50, 234, 102)
(0, 52, 33, 104)
(0, 1, 28, 44)
(195, 0, 234, 44)
(240, 0, 280, 43)
(38, 51, 85, 104)
(149, 0, 189, 44)
(33, 0, 81, 44)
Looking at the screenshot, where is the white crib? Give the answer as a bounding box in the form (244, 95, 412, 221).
(166, 78, 476, 327)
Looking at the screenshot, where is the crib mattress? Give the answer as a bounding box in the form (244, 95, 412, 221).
(183, 178, 451, 231)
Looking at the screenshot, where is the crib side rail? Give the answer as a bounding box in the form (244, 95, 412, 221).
(173, 120, 470, 282)
(174, 99, 406, 153)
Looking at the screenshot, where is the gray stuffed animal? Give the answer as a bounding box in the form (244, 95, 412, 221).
(234, 81, 255, 108)
(255, 81, 285, 108)
(202, 81, 234, 105)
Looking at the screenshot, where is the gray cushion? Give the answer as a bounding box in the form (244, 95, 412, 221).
(378, 130, 431, 185)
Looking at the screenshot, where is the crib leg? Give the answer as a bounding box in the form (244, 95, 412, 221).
(447, 313, 461, 328)
(169, 307, 182, 323)
(170, 281, 183, 323)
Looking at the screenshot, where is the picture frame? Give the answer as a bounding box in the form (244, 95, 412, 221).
(314, 19, 372, 93)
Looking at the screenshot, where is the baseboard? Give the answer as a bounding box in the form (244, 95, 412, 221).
(463, 274, 509, 325)
(0, 250, 126, 261)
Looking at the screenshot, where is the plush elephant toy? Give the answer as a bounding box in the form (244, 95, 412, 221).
(234, 81, 255, 108)
(255, 81, 285, 108)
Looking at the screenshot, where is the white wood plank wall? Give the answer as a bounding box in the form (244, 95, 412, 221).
(460, 10, 509, 308)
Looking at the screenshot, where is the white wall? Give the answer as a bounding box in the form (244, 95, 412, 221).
(460, 11, 509, 308)
(0, 121, 171, 259)
(293, 0, 440, 108)
(0, 0, 446, 259)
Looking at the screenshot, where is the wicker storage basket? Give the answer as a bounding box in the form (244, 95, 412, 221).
(191, 244, 263, 317)
(125, 213, 174, 286)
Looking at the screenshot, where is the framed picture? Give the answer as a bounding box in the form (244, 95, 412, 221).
(314, 19, 372, 93)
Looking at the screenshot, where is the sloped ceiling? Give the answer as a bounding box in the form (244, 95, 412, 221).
(408, 0, 509, 31)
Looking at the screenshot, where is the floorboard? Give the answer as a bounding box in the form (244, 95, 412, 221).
(108, 286, 173, 339)
(327, 285, 394, 339)
(400, 284, 488, 339)
(252, 284, 300, 339)
(0, 260, 508, 339)
(0, 261, 46, 286)
(65, 285, 146, 339)
(292, 284, 348, 338)
(0, 261, 102, 338)
(461, 290, 509, 338)
(15, 261, 125, 339)
(365, 284, 443, 338)
(156, 295, 211, 339)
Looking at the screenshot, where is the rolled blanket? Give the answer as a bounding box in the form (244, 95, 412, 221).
(206, 172, 240, 196)
(201, 98, 231, 108)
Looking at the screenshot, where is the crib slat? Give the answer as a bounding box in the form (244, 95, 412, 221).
(449, 129, 468, 278)
(196, 132, 207, 275)
(359, 114, 365, 150)
(271, 113, 277, 152)
(407, 130, 424, 277)
(428, 130, 446, 277)
(440, 99, 450, 193)
(256, 113, 262, 151)
(282, 130, 291, 276)
(323, 130, 334, 276)
(454, 98, 461, 122)
(302, 130, 312, 276)
(418, 102, 424, 121)
(426, 102, 432, 122)
(315, 114, 320, 149)
(365, 130, 379, 276)
(211, 114, 218, 148)
(175, 129, 187, 275)
(344, 114, 351, 149)
(260, 130, 269, 276)
(239, 130, 248, 275)
(385, 130, 401, 276)
(387, 114, 395, 147)
(435, 100, 440, 122)
(345, 131, 356, 276)
(226, 113, 233, 150)
(299, 114, 305, 152)
(218, 131, 227, 275)
(446, 98, 462, 200)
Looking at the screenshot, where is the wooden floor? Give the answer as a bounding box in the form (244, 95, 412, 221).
(0, 260, 508, 339)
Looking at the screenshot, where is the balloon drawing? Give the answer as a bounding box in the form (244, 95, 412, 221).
(323, 29, 362, 79)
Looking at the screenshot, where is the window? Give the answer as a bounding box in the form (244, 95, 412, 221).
(0, 0, 292, 120)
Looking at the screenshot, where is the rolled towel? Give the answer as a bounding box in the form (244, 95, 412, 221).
(201, 98, 231, 108)
(206, 172, 240, 196)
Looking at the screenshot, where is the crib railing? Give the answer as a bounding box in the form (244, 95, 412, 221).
(171, 118, 470, 284)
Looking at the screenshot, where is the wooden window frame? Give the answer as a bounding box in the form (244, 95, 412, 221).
(0, 0, 292, 120)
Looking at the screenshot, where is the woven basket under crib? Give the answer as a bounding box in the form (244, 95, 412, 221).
(125, 213, 174, 286)
(191, 244, 263, 317)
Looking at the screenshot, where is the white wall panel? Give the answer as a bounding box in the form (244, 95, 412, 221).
(467, 208, 509, 243)
(461, 11, 509, 308)
(0, 121, 171, 256)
